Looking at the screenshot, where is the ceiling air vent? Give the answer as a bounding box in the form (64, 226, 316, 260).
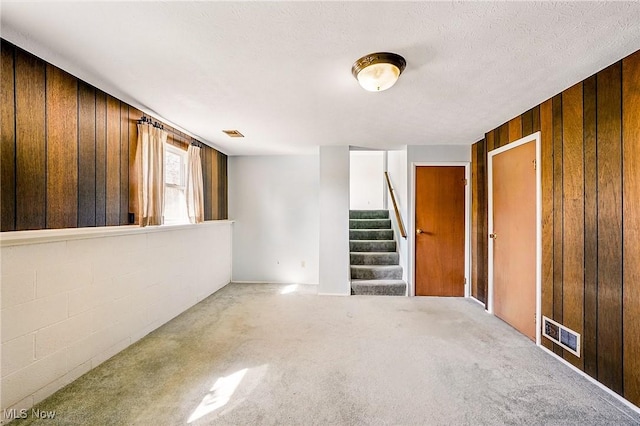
(222, 130, 244, 138)
(542, 316, 581, 357)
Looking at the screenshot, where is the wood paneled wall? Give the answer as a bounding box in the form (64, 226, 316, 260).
(0, 39, 227, 231)
(202, 144, 228, 221)
(471, 49, 640, 406)
(470, 139, 487, 304)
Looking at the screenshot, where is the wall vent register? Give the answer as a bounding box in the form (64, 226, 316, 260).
(222, 130, 244, 138)
(542, 316, 581, 357)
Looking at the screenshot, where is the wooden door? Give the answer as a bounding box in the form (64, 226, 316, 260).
(415, 166, 465, 296)
(491, 140, 536, 340)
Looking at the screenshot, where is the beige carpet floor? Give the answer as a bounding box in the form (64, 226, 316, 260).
(10, 283, 640, 425)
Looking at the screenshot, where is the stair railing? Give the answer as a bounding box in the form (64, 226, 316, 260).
(384, 172, 407, 239)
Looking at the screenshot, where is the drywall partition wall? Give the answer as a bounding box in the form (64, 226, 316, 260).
(0, 221, 233, 416)
(349, 151, 384, 210)
(470, 49, 640, 407)
(387, 149, 408, 281)
(319, 146, 350, 295)
(228, 155, 319, 284)
(406, 145, 471, 296)
(0, 39, 227, 231)
(407, 145, 472, 164)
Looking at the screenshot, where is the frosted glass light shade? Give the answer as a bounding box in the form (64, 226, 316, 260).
(351, 52, 406, 92)
(356, 63, 401, 92)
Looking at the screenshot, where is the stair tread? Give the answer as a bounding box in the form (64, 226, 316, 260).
(349, 219, 391, 228)
(350, 251, 398, 255)
(349, 239, 396, 243)
(350, 241, 396, 253)
(351, 279, 406, 285)
(349, 233, 395, 241)
(350, 265, 402, 269)
(350, 251, 399, 266)
(351, 279, 407, 296)
(349, 210, 390, 219)
(349, 229, 394, 239)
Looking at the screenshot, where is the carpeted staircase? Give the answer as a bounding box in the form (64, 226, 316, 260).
(349, 210, 407, 296)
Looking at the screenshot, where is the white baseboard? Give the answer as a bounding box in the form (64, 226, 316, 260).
(539, 345, 640, 415)
(469, 296, 485, 306)
(318, 292, 350, 296)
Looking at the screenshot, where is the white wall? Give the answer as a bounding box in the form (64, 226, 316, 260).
(387, 149, 408, 281)
(319, 146, 350, 295)
(407, 145, 471, 164)
(406, 145, 471, 296)
(0, 222, 232, 417)
(228, 155, 319, 284)
(350, 151, 384, 210)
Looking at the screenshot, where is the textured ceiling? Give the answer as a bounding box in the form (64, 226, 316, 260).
(2, 2, 640, 156)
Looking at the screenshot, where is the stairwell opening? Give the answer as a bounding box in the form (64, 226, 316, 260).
(349, 209, 406, 295)
(349, 150, 407, 296)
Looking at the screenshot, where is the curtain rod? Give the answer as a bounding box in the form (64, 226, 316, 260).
(137, 115, 204, 148)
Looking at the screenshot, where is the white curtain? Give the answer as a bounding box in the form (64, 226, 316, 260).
(186, 144, 205, 223)
(136, 123, 167, 226)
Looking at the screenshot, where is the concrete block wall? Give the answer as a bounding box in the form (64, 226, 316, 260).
(0, 221, 233, 418)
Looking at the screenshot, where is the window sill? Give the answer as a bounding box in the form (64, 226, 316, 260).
(0, 220, 234, 247)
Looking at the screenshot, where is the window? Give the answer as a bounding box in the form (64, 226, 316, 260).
(164, 144, 189, 224)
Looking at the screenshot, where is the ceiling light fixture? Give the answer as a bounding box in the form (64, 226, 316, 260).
(351, 52, 406, 92)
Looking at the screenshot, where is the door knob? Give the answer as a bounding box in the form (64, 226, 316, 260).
(416, 228, 424, 235)
(489, 233, 497, 239)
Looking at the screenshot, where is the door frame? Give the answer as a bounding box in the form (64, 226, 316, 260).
(410, 162, 470, 298)
(487, 131, 542, 345)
